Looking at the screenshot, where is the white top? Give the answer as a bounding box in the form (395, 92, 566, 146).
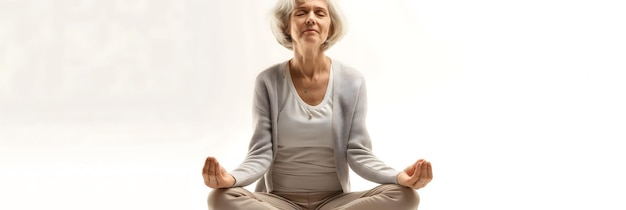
(230, 60, 401, 193)
(271, 65, 342, 193)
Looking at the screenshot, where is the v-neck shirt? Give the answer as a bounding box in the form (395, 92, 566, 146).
(271, 65, 342, 193)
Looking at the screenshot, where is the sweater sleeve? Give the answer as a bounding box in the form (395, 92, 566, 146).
(346, 77, 400, 184)
(229, 75, 274, 187)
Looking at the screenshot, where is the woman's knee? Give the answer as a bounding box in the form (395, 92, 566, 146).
(382, 184, 420, 208)
(207, 187, 249, 209)
(207, 188, 227, 209)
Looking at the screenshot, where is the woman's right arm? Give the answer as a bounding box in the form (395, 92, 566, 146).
(228, 76, 274, 187)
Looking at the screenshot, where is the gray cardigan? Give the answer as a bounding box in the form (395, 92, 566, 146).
(230, 59, 399, 193)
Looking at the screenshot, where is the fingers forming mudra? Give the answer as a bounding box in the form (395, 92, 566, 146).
(202, 156, 235, 189)
(398, 159, 433, 190)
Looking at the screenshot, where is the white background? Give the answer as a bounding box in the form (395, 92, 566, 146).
(1, 0, 625, 209)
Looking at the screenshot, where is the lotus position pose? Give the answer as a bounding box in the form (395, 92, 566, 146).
(202, 0, 433, 209)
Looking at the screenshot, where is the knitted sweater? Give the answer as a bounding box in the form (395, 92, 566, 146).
(230, 59, 399, 193)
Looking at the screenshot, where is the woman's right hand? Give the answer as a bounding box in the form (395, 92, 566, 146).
(202, 156, 236, 189)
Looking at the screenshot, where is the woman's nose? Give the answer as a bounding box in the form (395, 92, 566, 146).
(305, 13, 315, 25)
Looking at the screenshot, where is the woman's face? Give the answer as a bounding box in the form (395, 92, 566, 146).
(287, 0, 332, 50)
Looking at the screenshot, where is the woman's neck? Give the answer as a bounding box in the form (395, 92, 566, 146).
(291, 47, 330, 79)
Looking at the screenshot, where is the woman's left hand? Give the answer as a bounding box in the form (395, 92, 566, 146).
(397, 159, 433, 190)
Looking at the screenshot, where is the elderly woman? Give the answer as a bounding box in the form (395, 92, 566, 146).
(202, 0, 433, 209)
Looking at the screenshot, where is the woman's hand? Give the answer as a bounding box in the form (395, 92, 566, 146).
(397, 159, 433, 190)
(202, 156, 236, 189)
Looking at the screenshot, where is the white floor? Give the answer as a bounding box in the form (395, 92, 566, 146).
(1, 123, 209, 210)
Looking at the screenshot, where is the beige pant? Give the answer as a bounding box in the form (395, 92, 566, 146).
(208, 184, 419, 210)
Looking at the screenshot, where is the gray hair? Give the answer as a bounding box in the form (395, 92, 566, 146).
(270, 0, 346, 51)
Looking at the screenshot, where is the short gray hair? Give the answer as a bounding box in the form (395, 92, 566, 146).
(270, 0, 347, 51)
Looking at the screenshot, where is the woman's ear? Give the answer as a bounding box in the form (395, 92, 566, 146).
(284, 25, 290, 36)
(284, 24, 293, 41)
(284, 27, 291, 41)
(327, 23, 334, 39)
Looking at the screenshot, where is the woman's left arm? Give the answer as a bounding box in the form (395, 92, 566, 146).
(346, 77, 433, 189)
(346, 78, 400, 184)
